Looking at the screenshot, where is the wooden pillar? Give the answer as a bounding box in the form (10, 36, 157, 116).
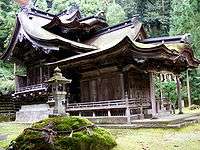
(93, 111, 96, 117)
(140, 105, 144, 119)
(176, 75, 183, 114)
(47, 66, 50, 79)
(120, 73, 125, 99)
(79, 112, 82, 117)
(14, 63, 17, 93)
(186, 69, 191, 107)
(160, 74, 164, 110)
(14, 63, 16, 75)
(90, 80, 97, 102)
(125, 92, 131, 124)
(149, 72, 157, 118)
(157, 101, 160, 113)
(39, 66, 43, 83)
(108, 110, 111, 117)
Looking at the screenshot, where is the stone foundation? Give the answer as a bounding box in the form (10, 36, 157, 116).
(15, 104, 50, 123)
(85, 115, 141, 124)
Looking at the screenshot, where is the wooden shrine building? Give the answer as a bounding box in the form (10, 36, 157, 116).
(1, 4, 199, 123)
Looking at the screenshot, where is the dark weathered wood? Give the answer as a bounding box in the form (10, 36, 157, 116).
(127, 69, 150, 100)
(176, 75, 183, 114)
(80, 71, 123, 102)
(149, 72, 157, 117)
(15, 83, 48, 94)
(66, 98, 151, 111)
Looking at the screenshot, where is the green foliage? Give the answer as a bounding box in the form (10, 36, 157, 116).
(116, 0, 171, 37)
(188, 70, 200, 104)
(0, 1, 18, 94)
(0, 61, 15, 94)
(162, 81, 177, 103)
(143, 0, 171, 37)
(36, 0, 125, 26)
(106, 3, 126, 25)
(116, 0, 137, 19)
(170, 0, 200, 104)
(0, 0, 18, 52)
(35, 0, 48, 12)
(0, 61, 14, 80)
(12, 116, 116, 150)
(155, 76, 178, 104)
(170, 0, 200, 57)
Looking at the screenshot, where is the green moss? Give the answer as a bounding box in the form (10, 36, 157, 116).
(10, 116, 116, 150)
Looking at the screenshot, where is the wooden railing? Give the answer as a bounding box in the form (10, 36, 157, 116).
(66, 98, 151, 111)
(15, 83, 48, 94)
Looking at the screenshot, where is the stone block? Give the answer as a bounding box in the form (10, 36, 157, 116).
(15, 104, 50, 123)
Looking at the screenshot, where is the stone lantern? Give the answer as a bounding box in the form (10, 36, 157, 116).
(47, 67, 71, 114)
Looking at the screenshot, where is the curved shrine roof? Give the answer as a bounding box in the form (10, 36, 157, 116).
(18, 12, 97, 50)
(1, 7, 199, 71)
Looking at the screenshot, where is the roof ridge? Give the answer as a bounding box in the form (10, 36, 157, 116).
(93, 17, 140, 37)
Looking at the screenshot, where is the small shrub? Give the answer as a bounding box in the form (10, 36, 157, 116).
(8, 116, 117, 150)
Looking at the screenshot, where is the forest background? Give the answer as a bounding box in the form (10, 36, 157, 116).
(0, 0, 200, 105)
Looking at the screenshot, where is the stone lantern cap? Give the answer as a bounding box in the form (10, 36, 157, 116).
(47, 67, 72, 84)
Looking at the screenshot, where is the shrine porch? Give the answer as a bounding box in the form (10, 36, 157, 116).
(65, 98, 153, 124)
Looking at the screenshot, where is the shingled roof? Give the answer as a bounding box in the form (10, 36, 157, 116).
(1, 7, 107, 60)
(47, 19, 199, 69)
(1, 5, 199, 70)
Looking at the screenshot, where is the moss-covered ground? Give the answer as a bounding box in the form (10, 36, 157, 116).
(1, 120, 200, 150)
(1, 117, 116, 150)
(0, 123, 30, 149)
(110, 123, 200, 150)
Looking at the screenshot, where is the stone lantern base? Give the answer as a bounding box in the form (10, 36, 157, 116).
(52, 91, 67, 115)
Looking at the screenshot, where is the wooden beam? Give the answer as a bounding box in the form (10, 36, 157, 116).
(120, 73, 125, 99)
(125, 92, 131, 124)
(149, 72, 157, 118)
(39, 66, 43, 83)
(122, 64, 147, 73)
(176, 75, 183, 114)
(14, 63, 17, 93)
(81, 66, 118, 78)
(186, 69, 192, 107)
